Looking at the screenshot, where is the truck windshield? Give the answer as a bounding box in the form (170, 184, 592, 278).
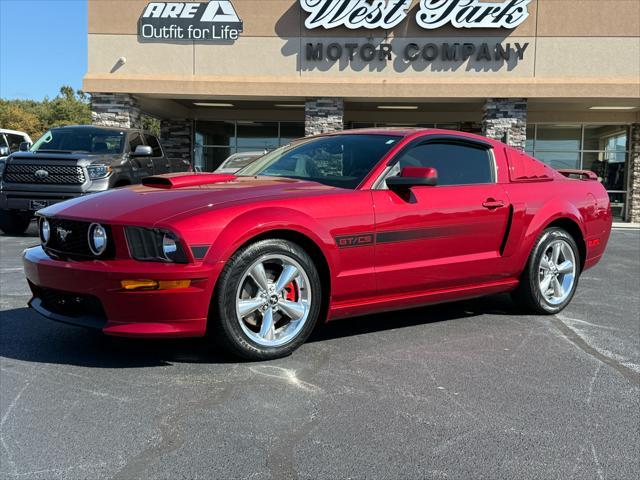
(31, 127, 126, 154)
(237, 134, 401, 189)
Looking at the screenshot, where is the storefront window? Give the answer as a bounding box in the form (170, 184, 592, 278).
(534, 125, 581, 151)
(195, 121, 305, 171)
(527, 124, 631, 220)
(237, 121, 279, 151)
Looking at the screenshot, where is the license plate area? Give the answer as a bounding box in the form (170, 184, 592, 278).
(30, 200, 49, 210)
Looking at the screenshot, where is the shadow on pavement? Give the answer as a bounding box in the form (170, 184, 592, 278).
(0, 294, 522, 369)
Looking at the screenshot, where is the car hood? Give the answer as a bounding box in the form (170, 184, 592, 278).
(9, 152, 122, 165)
(40, 176, 342, 226)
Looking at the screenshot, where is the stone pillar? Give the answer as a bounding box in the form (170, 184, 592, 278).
(628, 123, 640, 223)
(305, 98, 344, 136)
(160, 119, 193, 162)
(482, 98, 528, 150)
(91, 93, 141, 129)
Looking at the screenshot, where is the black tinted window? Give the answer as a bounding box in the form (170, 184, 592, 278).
(144, 134, 163, 157)
(6, 134, 25, 152)
(395, 142, 493, 186)
(31, 128, 125, 154)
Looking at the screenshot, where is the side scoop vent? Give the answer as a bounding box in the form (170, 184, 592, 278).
(142, 173, 236, 189)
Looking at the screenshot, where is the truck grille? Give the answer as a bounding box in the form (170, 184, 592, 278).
(4, 164, 85, 185)
(44, 218, 114, 259)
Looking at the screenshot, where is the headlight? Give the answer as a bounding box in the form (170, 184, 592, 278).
(125, 227, 189, 264)
(39, 218, 50, 245)
(88, 223, 108, 256)
(87, 164, 112, 180)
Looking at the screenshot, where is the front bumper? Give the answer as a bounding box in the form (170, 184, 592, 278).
(23, 246, 219, 338)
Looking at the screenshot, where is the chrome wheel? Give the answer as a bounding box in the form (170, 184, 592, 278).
(538, 239, 576, 306)
(236, 254, 311, 347)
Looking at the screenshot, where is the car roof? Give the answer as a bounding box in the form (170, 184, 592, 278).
(319, 127, 499, 145)
(48, 125, 154, 134)
(0, 128, 30, 136)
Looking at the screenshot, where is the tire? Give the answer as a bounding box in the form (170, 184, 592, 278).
(0, 210, 32, 235)
(211, 239, 322, 360)
(512, 227, 581, 314)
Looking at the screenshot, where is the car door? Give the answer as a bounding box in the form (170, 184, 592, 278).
(128, 132, 154, 181)
(145, 134, 170, 174)
(372, 137, 511, 296)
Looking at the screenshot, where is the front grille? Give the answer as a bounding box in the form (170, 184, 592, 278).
(36, 286, 106, 321)
(4, 164, 85, 185)
(44, 217, 114, 259)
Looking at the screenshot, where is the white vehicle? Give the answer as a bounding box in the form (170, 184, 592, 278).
(215, 151, 265, 174)
(0, 129, 32, 184)
(0, 129, 32, 161)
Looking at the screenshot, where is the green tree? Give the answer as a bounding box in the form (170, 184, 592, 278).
(0, 86, 90, 140)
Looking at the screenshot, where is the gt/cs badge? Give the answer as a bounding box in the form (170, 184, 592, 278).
(335, 234, 374, 248)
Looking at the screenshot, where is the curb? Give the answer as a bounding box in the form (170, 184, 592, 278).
(612, 223, 640, 231)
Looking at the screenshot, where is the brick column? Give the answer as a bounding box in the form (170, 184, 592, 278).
(91, 93, 141, 129)
(482, 98, 528, 150)
(628, 123, 640, 223)
(305, 98, 344, 136)
(160, 119, 193, 163)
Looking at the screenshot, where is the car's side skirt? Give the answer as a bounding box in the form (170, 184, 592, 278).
(327, 278, 519, 321)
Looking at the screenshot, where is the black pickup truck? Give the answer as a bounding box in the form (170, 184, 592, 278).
(0, 125, 190, 234)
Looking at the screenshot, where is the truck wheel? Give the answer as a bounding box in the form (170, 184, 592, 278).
(512, 227, 580, 314)
(0, 211, 33, 235)
(211, 239, 322, 360)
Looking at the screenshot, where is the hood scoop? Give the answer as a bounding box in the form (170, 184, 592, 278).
(142, 173, 236, 189)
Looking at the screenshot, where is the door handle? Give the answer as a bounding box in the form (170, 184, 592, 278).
(482, 199, 506, 209)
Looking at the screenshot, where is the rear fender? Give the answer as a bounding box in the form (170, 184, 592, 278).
(515, 199, 586, 271)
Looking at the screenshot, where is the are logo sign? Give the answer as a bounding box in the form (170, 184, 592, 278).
(300, 0, 532, 30)
(138, 1, 243, 41)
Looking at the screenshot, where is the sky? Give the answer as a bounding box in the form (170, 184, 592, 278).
(0, 0, 87, 100)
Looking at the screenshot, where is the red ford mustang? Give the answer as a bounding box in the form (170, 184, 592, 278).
(23, 129, 612, 359)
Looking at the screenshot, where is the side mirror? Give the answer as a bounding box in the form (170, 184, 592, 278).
(0, 146, 9, 157)
(132, 145, 153, 157)
(19, 142, 31, 152)
(386, 166, 438, 191)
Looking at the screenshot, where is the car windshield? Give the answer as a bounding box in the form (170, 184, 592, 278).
(31, 127, 126, 154)
(238, 134, 401, 189)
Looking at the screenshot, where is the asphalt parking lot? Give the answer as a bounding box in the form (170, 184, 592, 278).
(1, 224, 638, 480)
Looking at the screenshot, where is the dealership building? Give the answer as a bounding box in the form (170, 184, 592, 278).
(84, 0, 640, 222)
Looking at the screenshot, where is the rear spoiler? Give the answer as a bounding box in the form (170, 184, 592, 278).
(142, 173, 236, 189)
(557, 169, 600, 181)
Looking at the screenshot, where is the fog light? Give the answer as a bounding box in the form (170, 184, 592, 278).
(88, 223, 108, 256)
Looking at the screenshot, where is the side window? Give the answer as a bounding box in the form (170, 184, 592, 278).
(128, 133, 144, 152)
(393, 142, 494, 186)
(144, 134, 163, 157)
(6, 134, 25, 152)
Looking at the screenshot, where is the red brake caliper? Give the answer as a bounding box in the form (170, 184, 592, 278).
(283, 281, 298, 302)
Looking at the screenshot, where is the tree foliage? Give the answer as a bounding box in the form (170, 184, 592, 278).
(0, 86, 91, 140)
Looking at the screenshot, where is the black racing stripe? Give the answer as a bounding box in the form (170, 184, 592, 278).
(376, 224, 471, 244)
(335, 224, 475, 248)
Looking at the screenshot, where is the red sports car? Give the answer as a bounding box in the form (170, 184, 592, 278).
(23, 129, 612, 359)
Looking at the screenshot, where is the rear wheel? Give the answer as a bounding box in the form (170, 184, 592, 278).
(512, 227, 580, 314)
(211, 239, 322, 360)
(0, 210, 32, 235)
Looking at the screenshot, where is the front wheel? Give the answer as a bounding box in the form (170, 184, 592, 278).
(211, 239, 322, 360)
(512, 227, 581, 314)
(0, 210, 32, 235)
